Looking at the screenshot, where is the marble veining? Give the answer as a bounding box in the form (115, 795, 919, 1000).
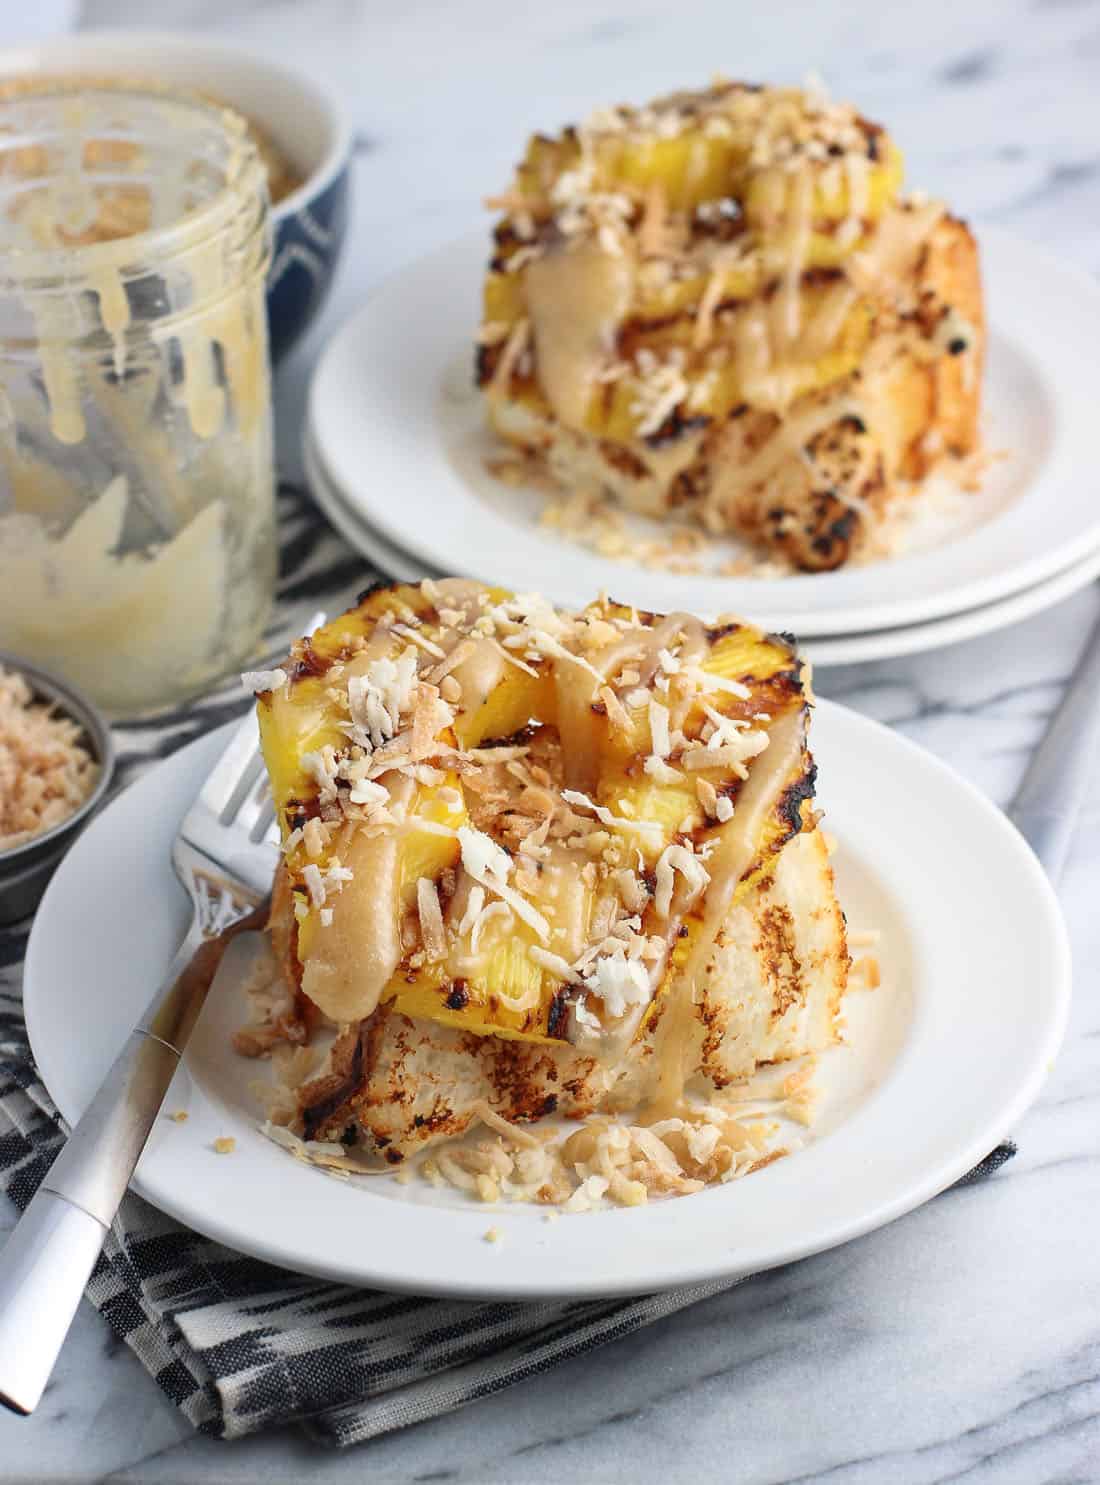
(2, 0, 1100, 1479)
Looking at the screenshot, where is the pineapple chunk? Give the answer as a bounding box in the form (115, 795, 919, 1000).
(452, 665, 552, 750)
(743, 143, 904, 230)
(256, 584, 813, 1047)
(398, 773, 467, 909)
(482, 269, 525, 331)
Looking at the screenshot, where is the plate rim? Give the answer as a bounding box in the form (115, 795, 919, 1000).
(304, 429, 434, 584)
(308, 225, 1100, 636)
(302, 423, 1100, 669)
(23, 702, 1071, 1298)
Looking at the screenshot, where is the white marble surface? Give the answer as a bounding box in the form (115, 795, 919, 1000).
(4, 0, 1100, 1479)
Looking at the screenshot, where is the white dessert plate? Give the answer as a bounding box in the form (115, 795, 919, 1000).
(308, 226, 1097, 637)
(24, 705, 1070, 1299)
(303, 427, 1100, 669)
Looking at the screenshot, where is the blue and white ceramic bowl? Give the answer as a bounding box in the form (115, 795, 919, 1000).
(0, 32, 352, 362)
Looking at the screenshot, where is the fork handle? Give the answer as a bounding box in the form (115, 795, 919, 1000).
(0, 1020, 183, 1416)
(0, 1191, 111, 1415)
(0, 926, 202, 1418)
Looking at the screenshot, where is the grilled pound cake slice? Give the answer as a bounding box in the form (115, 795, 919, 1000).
(242, 581, 848, 1165)
(280, 825, 845, 1159)
(477, 79, 984, 571)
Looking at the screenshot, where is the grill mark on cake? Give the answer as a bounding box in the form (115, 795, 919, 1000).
(480, 1041, 574, 1119)
(808, 501, 860, 562)
(755, 904, 805, 1020)
(411, 1100, 465, 1135)
(300, 1023, 370, 1139)
(601, 441, 649, 478)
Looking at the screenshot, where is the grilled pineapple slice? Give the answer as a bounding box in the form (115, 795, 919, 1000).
(479, 81, 905, 443)
(292, 824, 847, 1151)
(505, 86, 901, 224)
(478, 76, 983, 570)
(255, 582, 816, 1052)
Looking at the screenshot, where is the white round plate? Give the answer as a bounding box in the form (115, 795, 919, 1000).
(304, 428, 435, 584)
(304, 426, 1100, 669)
(806, 545, 1100, 665)
(24, 705, 1070, 1299)
(309, 227, 1094, 637)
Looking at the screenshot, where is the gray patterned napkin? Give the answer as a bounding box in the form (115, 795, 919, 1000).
(0, 483, 1016, 1446)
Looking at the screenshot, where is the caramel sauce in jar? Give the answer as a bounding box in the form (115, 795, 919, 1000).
(0, 83, 276, 712)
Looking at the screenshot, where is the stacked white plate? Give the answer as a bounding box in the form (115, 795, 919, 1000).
(305, 229, 1100, 666)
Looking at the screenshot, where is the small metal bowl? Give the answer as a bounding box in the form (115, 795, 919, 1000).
(0, 652, 116, 925)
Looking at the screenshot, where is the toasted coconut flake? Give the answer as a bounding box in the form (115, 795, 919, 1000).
(457, 883, 486, 938)
(582, 952, 651, 1019)
(682, 745, 752, 773)
(529, 945, 582, 982)
(648, 699, 672, 757)
(849, 928, 881, 947)
(654, 841, 710, 918)
(616, 868, 648, 913)
(426, 638, 477, 684)
(857, 954, 881, 989)
(470, 1100, 540, 1148)
(488, 636, 540, 678)
(302, 863, 326, 909)
(470, 899, 514, 954)
(487, 317, 530, 399)
(685, 666, 752, 699)
(392, 623, 446, 658)
(561, 788, 663, 838)
(598, 685, 634, 735)
(693, 250, 742, 350)
(417, 877, 447, 961)
(241, 668, 287, 695)
(302, 817, 327, 858)
(696, 776, 719, 817)
(643, 755, 682, 784)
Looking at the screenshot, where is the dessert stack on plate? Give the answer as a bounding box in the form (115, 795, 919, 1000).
(303, 77, 1100, 662)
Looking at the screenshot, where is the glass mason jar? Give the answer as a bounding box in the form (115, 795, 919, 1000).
(0, 83, 276, 713)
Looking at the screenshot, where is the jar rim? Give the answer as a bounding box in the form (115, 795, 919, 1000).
(0, 81, 269, 287)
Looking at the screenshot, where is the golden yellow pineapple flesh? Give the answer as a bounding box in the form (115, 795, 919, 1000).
(477, 77, 983, 572)
(255, 581, 817, 1049)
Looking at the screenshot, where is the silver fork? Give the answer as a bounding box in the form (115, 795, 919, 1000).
(0, 697, 285, 1416)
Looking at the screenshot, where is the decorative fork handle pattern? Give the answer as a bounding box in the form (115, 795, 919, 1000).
(0, 905, 264, 1417)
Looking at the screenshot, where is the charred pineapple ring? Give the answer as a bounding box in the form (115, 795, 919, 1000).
(479, 81, 903, 444)
(256, 582, 815, 1051)
(478, 76, 982, 574)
